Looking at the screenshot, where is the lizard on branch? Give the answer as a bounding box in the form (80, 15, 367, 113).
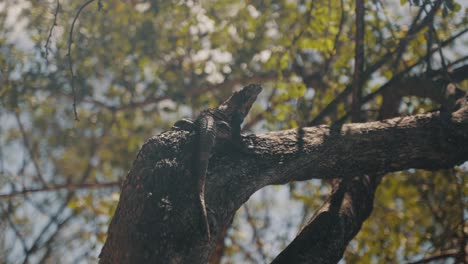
(172, 84, 262, 241)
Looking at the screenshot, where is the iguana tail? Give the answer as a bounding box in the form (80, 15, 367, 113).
(198, 191, 210, 241)
(195, 113, 217, 241)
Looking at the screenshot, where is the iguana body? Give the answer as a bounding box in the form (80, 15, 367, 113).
(172, 84, 262, 241)
(173, 109, 233, 241)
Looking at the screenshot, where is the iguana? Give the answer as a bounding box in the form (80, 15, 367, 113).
(172, 84, 262, 241)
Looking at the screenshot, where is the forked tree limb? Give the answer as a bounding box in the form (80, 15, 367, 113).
(100, 84, 468, 263)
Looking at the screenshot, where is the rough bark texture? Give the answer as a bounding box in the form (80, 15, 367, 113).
(272, 175, 381, 264)
(100, 84, 468, 263)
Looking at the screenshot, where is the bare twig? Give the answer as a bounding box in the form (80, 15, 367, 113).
(14, 112, 47, 186)
(22, 212, 75, 264)
(20, 123, 112, 260)
(363, 2, 439, 77)
(389, 5, 425, 71)
(455, 173, 466, 263)
(424, 9, 452, 82)
(229, 238, 258, 263)
(408, 249, 458, 264)
(4, 202, 29, 256)
(243, 205, 267, 262)
(67, 0, 96, 121)
(308, 27, 467, 126)
(336, 63, 468, 122)
(0, 181, 122, 199)
(447, 55, 468, 68)
(327, 0, 346, 64)
(44, 0, 60, 65)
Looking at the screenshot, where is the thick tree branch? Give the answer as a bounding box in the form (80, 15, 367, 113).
(272, 175, 381, 263)
(377, 66, 468, 118)
(351, 0, 365, 121)
(335, 63, 468, 122)
(240, 103, 468, 188)
(100, 85, 468, 263)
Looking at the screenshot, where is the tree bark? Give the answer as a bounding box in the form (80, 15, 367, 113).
(100, 85, 468, 263)
(272, 175, 382, 264)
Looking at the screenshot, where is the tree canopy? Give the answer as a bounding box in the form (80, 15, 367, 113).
(0, 0, 467, 263)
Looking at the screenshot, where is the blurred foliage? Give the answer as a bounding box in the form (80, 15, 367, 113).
(345, 169, 466, 263)
(0, 0, 466, 262)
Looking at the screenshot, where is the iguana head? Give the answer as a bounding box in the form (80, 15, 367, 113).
(217, 84, 262, 121)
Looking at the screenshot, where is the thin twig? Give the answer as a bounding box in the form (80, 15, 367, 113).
(327, 0, 346, 64)
(408, 249, 458, 264)
(230, 238, 258, 263)
(337, 63, 468, 122)
(20, 118, 114, 260)
(14, 112, 48, 186)
(44, 0, 60, 65)
(307, 26, 466, 126)
(447, 54, 468, 68)
(67, 0, 96, 121)
(4, 202, 29, 256)
(365, 1, 441, 76)
(22, 152, 94, 260)
(423, 6, 452, 82)
(0, 181, 121, 199)
(455, 173, 466, 263)
(243, 205, 267, 262)
(22, 212, 75, 264)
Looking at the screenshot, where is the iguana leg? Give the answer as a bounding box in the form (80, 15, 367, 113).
(172, 118, 195, 131)
(215, 121, 231, 139)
